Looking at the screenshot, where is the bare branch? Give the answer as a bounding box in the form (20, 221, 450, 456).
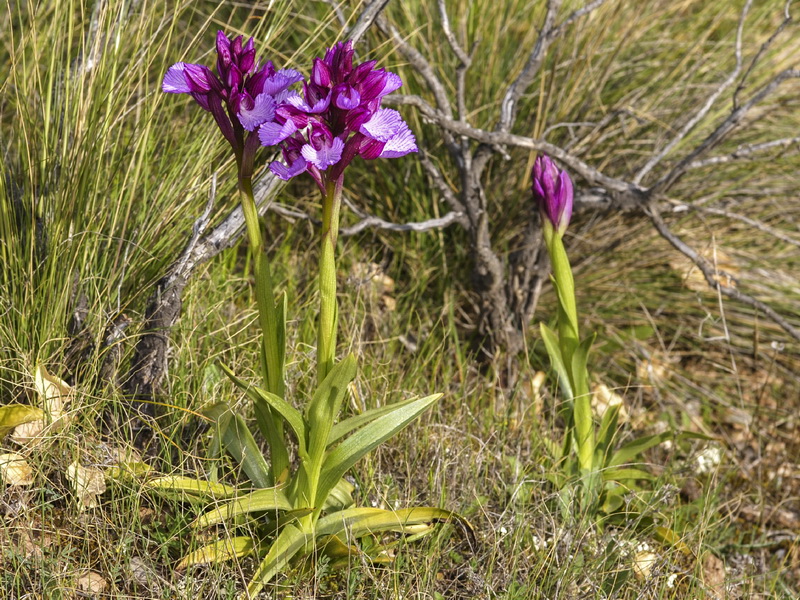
(418, 150, 467, 215)
(676, 203, 800, 249)
(387, 93, 641, 197)
(687, 137, 800, 169)
(647, 202, 800, 342)
(633, 0, 752, 185)
(734, 0, 794, 109)
(375, 14, 453, 120)
(437, 0, 470, 65)
(498, 0, 562, 134)
(341, 210, 464, 236)
(653, 67, 800, 193)
(347, 0, 392, 45)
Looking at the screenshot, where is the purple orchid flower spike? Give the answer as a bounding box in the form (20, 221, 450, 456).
(259, 39, 416, 190)
(531, 155, 574, 235)
(162, 31, 303, 180)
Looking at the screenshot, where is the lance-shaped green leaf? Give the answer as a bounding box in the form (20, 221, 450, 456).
(327, 397, 419, 446)
(218, 362, 305, 453)
(305, 355, 357, 465)
(145, 476, 237, 500)
(178, 536, 256, 569)
(245, 524, 309, 599)
(0, 404, 44, 437)
(596, 404, 621, 466)
(203, 402, 272, 489)
(193, 486, 294, 528)
(315, 394, 440, 510)
(539, 323, 573, 400)
(601, 467, 653, 482)
(321, 477, 355, 512)
(315, 506, 472, 541)
(607, 432, 673, 468)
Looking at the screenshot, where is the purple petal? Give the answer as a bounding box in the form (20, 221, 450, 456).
(378, 72, 403, 97)
(287, 89, 331, 114)
(360, 109, 404, 142)
(301, 136, 345, 170)
(270, 157, 307, 180)
(162, 63, 192, 93)
(359, 138, 386, 160)
(261, 69, 304, 96)
(216, 31, 232, 70)
(238, 93, 276, 131)
(184, 63, 216, 92)
(312, 58, 331, 87)
(333, 84, 361, 110)
(379, 121, 417, 158)
(258, 119, 297, 146)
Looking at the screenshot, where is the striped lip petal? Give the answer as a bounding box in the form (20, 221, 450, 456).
(162, 63, 192, 93)
(360, 109, 405, 143)
(238, 93, 276, 132)
(270, 156, 308, 180)
(258, 119, 297, 146)
(379, 121, 417, 158)
(301, 136, 344, 170)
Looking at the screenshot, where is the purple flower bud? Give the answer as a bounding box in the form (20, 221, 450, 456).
(311, 58, 331, 87)
(531, 155, 573, 233)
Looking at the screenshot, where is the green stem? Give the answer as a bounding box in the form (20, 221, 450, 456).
(239, 176, 288, 483)
(543, 224, 579, 363)
(317, 179, 342, 384)
(544, 223, 594, 473)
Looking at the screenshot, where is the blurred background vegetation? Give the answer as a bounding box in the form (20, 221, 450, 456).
(1, 0, 798, 598)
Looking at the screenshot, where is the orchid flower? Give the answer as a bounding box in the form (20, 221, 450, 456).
(259, 40, 417, 190)
(162, 31, 303, 179)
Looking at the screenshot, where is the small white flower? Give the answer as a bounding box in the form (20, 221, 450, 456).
(499, 526, 508, 535)
(666, 573, 678, 589)
(695, 446, 722, 474)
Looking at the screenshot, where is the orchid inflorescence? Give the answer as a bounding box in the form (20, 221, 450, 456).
(163, 34, 416, 188)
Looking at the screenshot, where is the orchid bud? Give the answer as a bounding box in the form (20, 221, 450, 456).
(531, 155, 573, 234)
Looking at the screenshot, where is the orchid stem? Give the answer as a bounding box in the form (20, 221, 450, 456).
(317, 178, 342, 384)
(239, 176, 288, 483)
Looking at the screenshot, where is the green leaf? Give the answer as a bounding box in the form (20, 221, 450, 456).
(305, 354, 357, 467)
(539, 323, 573, 400)
(276, 291, 287, 377)
(203, 402, 272, 489)
(316, 506, 473, 541)
(321, 477, 355, 512)
(601, 467, 653, 482)
(250, 388, 306, 455)
(316, 394, 440, 510)
(570, 333, 595, 399)
(178, 536, 256, 569)
(193, 487, 294, 528)
(608, 432, 672, 468)
(0, 404, 44, 437)
(595, 404, 621, 466)
(327, 397, 419, 446)
(145, 476, 237, 500)
(245, 524, 309, 599)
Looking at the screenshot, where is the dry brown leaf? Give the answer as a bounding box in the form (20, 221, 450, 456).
(10, 365, 74, 446)
(669, 248, 739, 293)
(66, 461, 106, 510)
(701, 552, 726, 598)
(0, 452, 34, 486)
(591, 383, 629, 423)
(633, 550, 658, 580)
(0, 404, 45, 438)
(77, 570, 108, 596)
